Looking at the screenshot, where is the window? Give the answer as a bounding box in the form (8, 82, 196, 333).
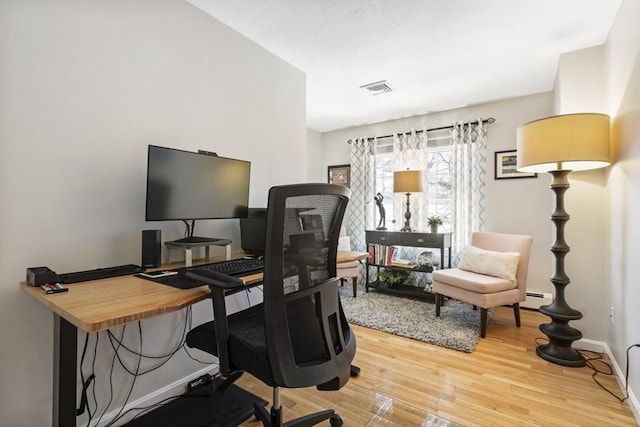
(374, 141, 451, 232)
(425, 147, 451, 230)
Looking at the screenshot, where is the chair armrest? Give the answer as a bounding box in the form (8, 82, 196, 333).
(186, 269, 246, 290)
(185, 269, 243, 375)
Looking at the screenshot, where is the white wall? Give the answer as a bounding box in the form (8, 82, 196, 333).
(0, 1, 306, 426)
(319, 93, 556, 304)
(553, 45, 609, 342)
(603, 0, 640, 419)
(551, 3, 640, 418)
(306, 128, 324, 182)
(555, 45, 606, 113)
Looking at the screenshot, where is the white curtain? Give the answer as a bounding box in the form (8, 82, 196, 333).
(347, 121, 486, 282)
(392, 130, 429, 231)
(392, 130, 431, 287)
(450, 119, 487, 262)
(348, 137, 377, 253)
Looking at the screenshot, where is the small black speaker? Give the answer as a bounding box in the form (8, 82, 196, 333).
(142, 230, 162, 268)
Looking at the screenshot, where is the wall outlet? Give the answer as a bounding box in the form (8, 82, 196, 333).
(610, 306, 615, 325)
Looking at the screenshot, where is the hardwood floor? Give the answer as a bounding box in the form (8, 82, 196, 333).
(237, 306, 638, 426)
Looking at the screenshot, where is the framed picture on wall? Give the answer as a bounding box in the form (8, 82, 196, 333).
(328, 164, 351, 187)
(494, 150, 537, 180)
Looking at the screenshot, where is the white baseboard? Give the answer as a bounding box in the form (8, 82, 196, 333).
(601, 343, 640, 424)
(85, 364, 219, 427)
(575, 338, 606, 353)
(521, 291, 553, 309)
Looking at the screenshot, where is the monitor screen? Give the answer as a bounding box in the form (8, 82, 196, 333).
(240, 208, 267, 255)
(145, 145, 250, 222)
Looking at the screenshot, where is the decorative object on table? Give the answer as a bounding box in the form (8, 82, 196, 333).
(328, 164, 351, 187)
(339, 283, 491, 352)
(393, 169, 423, 232)
(494, 150, 537, 179)
(378, 268, 411, 286)
(389, 258, 415, 269)
(427, 215, 443, 233)
(374, 192, 387, 230)
(517, 113, 610, 367)
(416, 251, 433, 268)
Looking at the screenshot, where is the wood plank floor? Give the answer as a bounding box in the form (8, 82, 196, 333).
(237, 306, 638, 426)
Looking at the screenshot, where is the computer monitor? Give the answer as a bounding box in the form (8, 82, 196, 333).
(145, 145, 250, 243)
(239, 208, 327, 255)
(240, 208, 267, 255)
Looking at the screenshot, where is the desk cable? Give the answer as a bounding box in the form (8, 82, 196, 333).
(78, 307, 206, 426)
(79, 290, 260, 426)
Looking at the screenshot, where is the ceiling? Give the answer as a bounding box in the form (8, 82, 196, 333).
(188, 0, 622, 133)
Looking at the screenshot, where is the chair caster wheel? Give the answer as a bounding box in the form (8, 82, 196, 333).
(330, 414, 343, 427)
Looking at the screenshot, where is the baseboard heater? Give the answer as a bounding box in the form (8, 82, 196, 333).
(521, 291, 553, 309)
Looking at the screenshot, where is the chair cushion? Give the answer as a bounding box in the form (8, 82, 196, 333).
(337, 261, 359, 268)
(457, 245, 520, 280)
(186, 304, 275, 386)
(338, 235, 351, 251)
(432, 268, 516, 293)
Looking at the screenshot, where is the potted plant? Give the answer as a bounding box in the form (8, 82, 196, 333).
(378, 268, 411, 287)
(427, 215, 443, 233)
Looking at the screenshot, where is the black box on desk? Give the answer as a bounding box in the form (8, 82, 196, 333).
(142, 229, 162, 268)
(26, 266, 59, 287)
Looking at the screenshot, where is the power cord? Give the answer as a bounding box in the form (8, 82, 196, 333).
(578, 343, 639, 403)
(534, 338, 639, 402)
(80, 307, 201, 427)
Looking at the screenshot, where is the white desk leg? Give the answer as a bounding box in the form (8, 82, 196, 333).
(185, 248, 193, 267)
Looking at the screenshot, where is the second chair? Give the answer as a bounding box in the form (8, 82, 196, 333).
(432, 231, 532, 338)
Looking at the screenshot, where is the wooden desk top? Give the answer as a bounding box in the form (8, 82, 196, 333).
(20, 251, 368, 333)
(21, 275, 210, 333)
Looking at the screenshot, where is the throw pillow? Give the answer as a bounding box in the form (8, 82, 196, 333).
(458, 245, 520, 281)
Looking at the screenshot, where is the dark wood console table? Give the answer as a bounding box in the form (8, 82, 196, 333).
(365, 230, 452, 300)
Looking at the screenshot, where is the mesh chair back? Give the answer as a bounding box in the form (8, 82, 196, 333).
(262, 183, 355, 389)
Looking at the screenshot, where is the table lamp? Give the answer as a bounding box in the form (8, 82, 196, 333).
(394, 170, 423, 232)
(517, 113, 610, 367)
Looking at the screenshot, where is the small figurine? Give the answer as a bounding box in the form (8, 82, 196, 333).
(374, 192, 387, 230)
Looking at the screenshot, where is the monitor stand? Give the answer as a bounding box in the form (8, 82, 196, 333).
(165, 238, 232, 267)
(173, 236, 220, 244)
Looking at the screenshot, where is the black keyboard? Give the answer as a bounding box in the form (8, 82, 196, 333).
(195, 258, 264, 276)
(59, 264, 144, 284)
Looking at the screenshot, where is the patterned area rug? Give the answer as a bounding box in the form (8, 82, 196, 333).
(339, 283, 491, 352)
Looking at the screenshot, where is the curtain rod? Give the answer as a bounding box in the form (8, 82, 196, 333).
(347, 117, 495, 144)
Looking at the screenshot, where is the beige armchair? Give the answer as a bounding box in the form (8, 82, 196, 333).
(432, 232, 532, 338)
(337, 230, 360, 297)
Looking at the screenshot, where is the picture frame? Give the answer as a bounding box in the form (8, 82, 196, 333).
(494, 150, 537, 180)
(328, 164, 351, 187)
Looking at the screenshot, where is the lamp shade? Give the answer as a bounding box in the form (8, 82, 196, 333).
(393, 170, 423, 193)
(516, 113, 610, 173)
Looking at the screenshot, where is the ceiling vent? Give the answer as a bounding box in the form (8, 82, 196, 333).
(360, 80, 393, 96)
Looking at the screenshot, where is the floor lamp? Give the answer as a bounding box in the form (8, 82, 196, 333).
(517, 113, 610, 367)
(394, 170, 423, 232)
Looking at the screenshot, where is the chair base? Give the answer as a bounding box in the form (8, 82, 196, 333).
(255, 387, 343, 427)
(255, 404, 343, 427)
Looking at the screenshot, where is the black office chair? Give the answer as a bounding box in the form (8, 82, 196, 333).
(186, 183, 356, 427)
